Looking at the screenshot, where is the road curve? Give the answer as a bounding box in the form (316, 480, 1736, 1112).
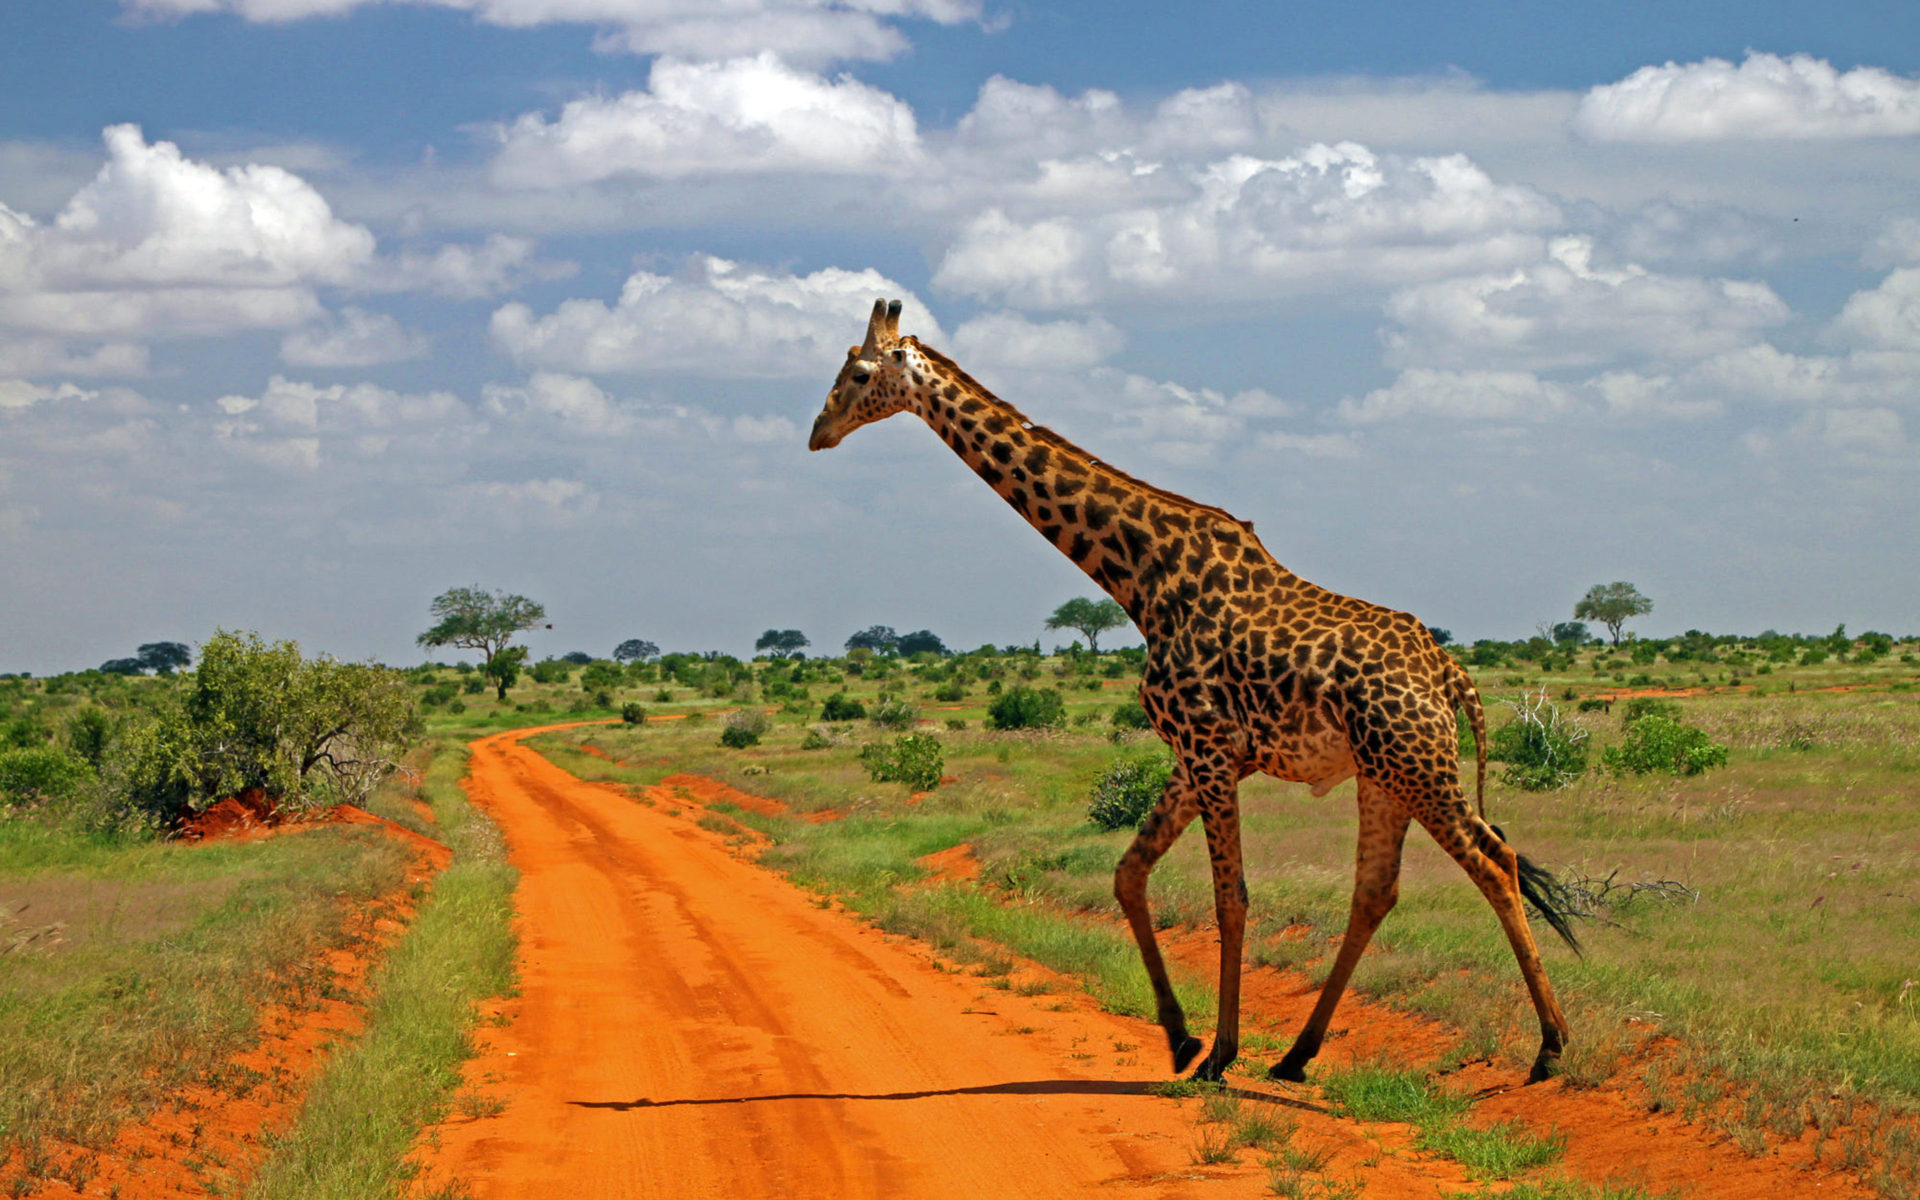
(413, 725, 1278, 1200)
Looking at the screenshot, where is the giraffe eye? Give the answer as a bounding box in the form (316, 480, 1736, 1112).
(851, 371, 871, 385)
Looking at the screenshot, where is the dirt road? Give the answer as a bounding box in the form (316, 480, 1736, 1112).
(414, 725, 1881, 1200)
(413, 726, 1388, 1199)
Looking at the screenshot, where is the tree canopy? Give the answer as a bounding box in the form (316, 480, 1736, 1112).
(417, 586, 547, 699)
(895, 629, 948, 657)
(1044, 597, 1129, 654)
(1573, 582, 1653, 647)
(137, 641, 192, 674)
(613, 638, 659, 662)
(845, 625, 898, 655)
(755, 629, 811, 658)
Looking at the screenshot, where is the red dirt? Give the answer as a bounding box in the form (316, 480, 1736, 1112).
(420, 733, 1888, 1199)
(914, 841, 981, 885)
(15, 809, 449, 1198)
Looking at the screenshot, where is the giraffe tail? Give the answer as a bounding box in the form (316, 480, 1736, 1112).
(1455, 670, 1487, 819)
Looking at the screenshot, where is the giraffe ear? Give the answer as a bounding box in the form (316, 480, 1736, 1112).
(859, 299, 887, 359)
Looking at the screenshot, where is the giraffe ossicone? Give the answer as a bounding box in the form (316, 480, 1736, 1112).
(810, 299, 1578, 1084)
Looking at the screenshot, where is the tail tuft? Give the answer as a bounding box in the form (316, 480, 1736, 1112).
(1514, 852, 1583, 956)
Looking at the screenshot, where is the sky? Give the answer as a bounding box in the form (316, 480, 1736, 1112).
(3, 1, 1918, 673)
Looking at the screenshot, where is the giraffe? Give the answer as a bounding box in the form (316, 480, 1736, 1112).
(808, 300, 1579, 1084)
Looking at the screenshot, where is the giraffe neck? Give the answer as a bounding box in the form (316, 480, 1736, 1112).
(897, 339, 1274, 628)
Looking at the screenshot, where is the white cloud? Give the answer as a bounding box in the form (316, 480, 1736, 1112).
(1383, 236, 1789, 370)
(1830, 267, 1920, 351)
(1335, 368, 1580, 424)
(0, 337, 148, 378)
(281, 307, 429, 367)
(490, 255, 941, 376)
(0, 125, 369, 343)
(120, 0, 980, 64)
(0, 380, 98, 410)
(933, 142, 1559, 307)
(213, 375, 471, 469)
(491, 54, 921, 186)
(1573, 52, 1920, 142)
(371, 234, 574, 299)
(949, 311, 1124, 373)
(481, 372, 629, 436)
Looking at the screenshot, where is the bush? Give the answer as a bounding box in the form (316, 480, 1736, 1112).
(621, 702, 647, 725)
(1620, 697, 1681, 727)
(859, 732, 944, 790)
(800, 728, 833, 750)
(1604, 716, 1730, 776)
(820, 692, 867, 721)
(1087, 752, 1173, 831)
(932, 680, 967, 702)
(0, 745, 92, 806)
(1487, 692, 1588, 791)
(462, 676, 485, 695)
(1110, 699, 1152, 730)
(421, 683, 458, 707)
(870, 696, 920, 730)
(987, 685, 1066, 731)
(719, 710, 770, 749)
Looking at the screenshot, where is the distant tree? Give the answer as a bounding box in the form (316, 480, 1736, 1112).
(755, 629, 811, 658)
(845, 625, 899, 655)
(895, 629, 948, 657)
(560, 650, 594, 665)
(1045, 597, 1128, 654)
(417, 586, 548, 700)
(100, 657, 147, 675)
(613, 638, 659, 663)
(137, 642, 192, 675)
(1573, 582, 1653, 647)
(1550, 621, 1590, 647)
(1425, 626, 1453, 646)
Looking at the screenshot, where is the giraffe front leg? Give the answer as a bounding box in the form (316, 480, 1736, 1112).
(1272, 786, 1408, 1083)
(1191, 799, 1246, 1083)
(1114, 765, 1202, 1072)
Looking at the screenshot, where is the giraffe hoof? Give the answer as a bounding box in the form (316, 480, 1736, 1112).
(1190, 1051, 1233, 1083)
(1526, 1055, 1562, 1084)
(1268, 1056, 1308, 1083)
(1170, 1035, 1204, 1073)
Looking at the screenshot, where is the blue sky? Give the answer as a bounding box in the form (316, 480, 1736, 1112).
(3, 0, 1918, 672)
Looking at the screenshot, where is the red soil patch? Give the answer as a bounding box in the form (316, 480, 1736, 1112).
(656, 769, 841, 823)
(915, 841, 981, 885)
(176, 787, 283, 841)
(9, 801, 449, 1198)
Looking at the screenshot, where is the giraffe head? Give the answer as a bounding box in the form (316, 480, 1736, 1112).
(808, 298, 913, 451)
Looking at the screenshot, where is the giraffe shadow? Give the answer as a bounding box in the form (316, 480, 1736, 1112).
(570, 1079, 1325, 1112)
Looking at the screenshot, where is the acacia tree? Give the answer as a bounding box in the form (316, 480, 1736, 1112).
(1574, 582, 1653, 647)
(755, 629, 811, 658)
(137, 642, 192, 675)
(418, 586, 547, 700)
(613, 638, 659, 662)
(1045, 597, 1128, 654)
(845, 626, 898, 655)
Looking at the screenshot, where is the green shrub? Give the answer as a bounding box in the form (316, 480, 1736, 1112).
(860, 732, 944, 790)
(1487, 693, 1588, 791)
(1604, 716, 1729, 776)
(421, 683, 458, 707)
(820, 692, 867, 721)
(1620, 697, 1681, 727)
(719, 710, 770, 749)
(1110, 698, 1152, 730)
(870, 696, 920, 729)
(621, 702, 647, 725)
(0, 745, 92, 805)
(987, 685, 1066, 731)
(932, 680, 967, 702)
(447, 700, 466, 714)
(1087, 752, 1173, 831)
(1575, 698, 1608, 713)
(800, 728, 833, 750)
(462, 676, 485, 695)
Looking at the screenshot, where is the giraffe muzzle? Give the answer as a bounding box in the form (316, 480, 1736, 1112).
(808, 415, 841, 451)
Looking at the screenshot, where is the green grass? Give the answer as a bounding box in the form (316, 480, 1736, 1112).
(0, 813, 412, 1191)
(1317, 1062, 1471, 1125)
(1419, 1118, 1568, 1180)
(244, 740, 517, 1200)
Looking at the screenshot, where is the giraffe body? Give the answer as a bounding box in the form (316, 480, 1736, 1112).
(810, 301, 1574, 1083)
